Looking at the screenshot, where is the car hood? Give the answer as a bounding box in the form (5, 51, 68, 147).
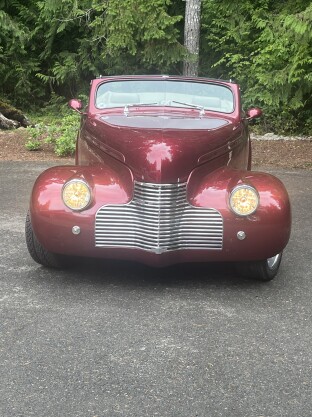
(84, 113, 242, 183)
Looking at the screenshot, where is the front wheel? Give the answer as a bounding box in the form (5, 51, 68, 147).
(25, 212, 68, 268)
(236, 252, 283, 281)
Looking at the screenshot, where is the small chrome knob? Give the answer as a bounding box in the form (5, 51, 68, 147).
(237, 231, 246, 240)
(72, 226, 81, 235)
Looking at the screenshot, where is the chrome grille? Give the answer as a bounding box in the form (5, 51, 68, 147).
(95, 181, 223, 253)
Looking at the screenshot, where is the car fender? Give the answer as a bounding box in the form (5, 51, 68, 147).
(188, 167, 291, 261)
(29, 163, 133, 254)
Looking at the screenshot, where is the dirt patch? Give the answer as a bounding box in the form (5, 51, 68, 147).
(251, 139, 312, 170)
(0, 128, 74, 163)
(0, 127, 311, 169)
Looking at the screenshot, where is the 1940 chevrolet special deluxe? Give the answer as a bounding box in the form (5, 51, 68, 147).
(25, 75, 291, 281)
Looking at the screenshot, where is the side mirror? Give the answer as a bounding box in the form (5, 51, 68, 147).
(68, 99, 83, 113)
(246, 107, 262, 120)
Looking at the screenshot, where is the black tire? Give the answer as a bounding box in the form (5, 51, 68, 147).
(25, 211, 68, 268)
(236, 252, 283, 281)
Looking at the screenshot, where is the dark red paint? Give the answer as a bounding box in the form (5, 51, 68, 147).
(30, 75, 291, 266)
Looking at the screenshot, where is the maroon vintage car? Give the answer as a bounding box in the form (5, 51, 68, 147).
(25, 75, 291, 280)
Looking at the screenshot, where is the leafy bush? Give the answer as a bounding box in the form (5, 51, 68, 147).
(25, 103, 80, 156)
(44, 113, 80, 156)
(25, 123, 45, 151)
(25, 139, 41, 151)
(201, 0, 312, 135)
(258, 110, 299, 135)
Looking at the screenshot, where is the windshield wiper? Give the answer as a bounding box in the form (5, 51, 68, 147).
(170, 100, 205, 116)
(124, 102, 159, 115)
(123, 100, 205, 117)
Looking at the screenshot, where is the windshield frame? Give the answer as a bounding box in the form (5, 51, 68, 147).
(94, 79, 235, 114)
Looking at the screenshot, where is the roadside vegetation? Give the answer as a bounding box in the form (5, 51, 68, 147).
(25, 101, 80, 156)
(1, 0, 311, 155)
(25, 112, 79, 156)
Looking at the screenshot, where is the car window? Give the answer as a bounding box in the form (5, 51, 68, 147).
(95, 80, 234, 113)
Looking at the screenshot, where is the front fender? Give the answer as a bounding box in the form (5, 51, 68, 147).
(29, 163, 133, 255)
(188, 167, 291, 261)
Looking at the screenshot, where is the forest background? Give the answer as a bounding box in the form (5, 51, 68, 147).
(0, 0, 311, 155)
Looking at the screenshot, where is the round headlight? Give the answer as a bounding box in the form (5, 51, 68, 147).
(62, 179, 91, 211)
(229, 185, 259, 216)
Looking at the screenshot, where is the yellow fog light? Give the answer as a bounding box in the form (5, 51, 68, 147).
(229, 185, 259, 216)
(62, 179, 91, 211)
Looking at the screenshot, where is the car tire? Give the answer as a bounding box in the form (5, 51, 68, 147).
(236, 252, 283, 281)
(25, 211, 68, 268)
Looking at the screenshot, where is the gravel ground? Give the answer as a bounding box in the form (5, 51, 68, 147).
(0, 128, 311, 169)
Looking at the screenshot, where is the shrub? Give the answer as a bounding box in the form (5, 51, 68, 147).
(25, 139, 41, 151)
(25, 110, 80, 156)
(44, 113, 80, 156)
(25, 123, 46, 151)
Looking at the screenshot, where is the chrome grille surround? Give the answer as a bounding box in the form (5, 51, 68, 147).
(95, 181, 223, 253)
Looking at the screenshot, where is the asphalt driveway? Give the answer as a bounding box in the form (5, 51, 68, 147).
(0, 161, 311, 417)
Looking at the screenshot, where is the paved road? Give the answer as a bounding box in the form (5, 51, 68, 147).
(0, 161, 311, 417)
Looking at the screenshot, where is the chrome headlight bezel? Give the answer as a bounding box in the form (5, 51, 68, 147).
(229, 184, 259, 216)
(62, 179, 91, 211)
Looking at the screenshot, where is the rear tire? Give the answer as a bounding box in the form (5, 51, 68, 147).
(236, 252, 282, 281)
(25, 211, 67, 268)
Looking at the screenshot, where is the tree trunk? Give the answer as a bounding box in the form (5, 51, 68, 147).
(183, 0, 202, 77)
(0, 113, 20, 129)
(0, 99, 31, 129)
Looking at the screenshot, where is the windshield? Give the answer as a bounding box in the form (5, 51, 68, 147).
(95, 80, 234, 113)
